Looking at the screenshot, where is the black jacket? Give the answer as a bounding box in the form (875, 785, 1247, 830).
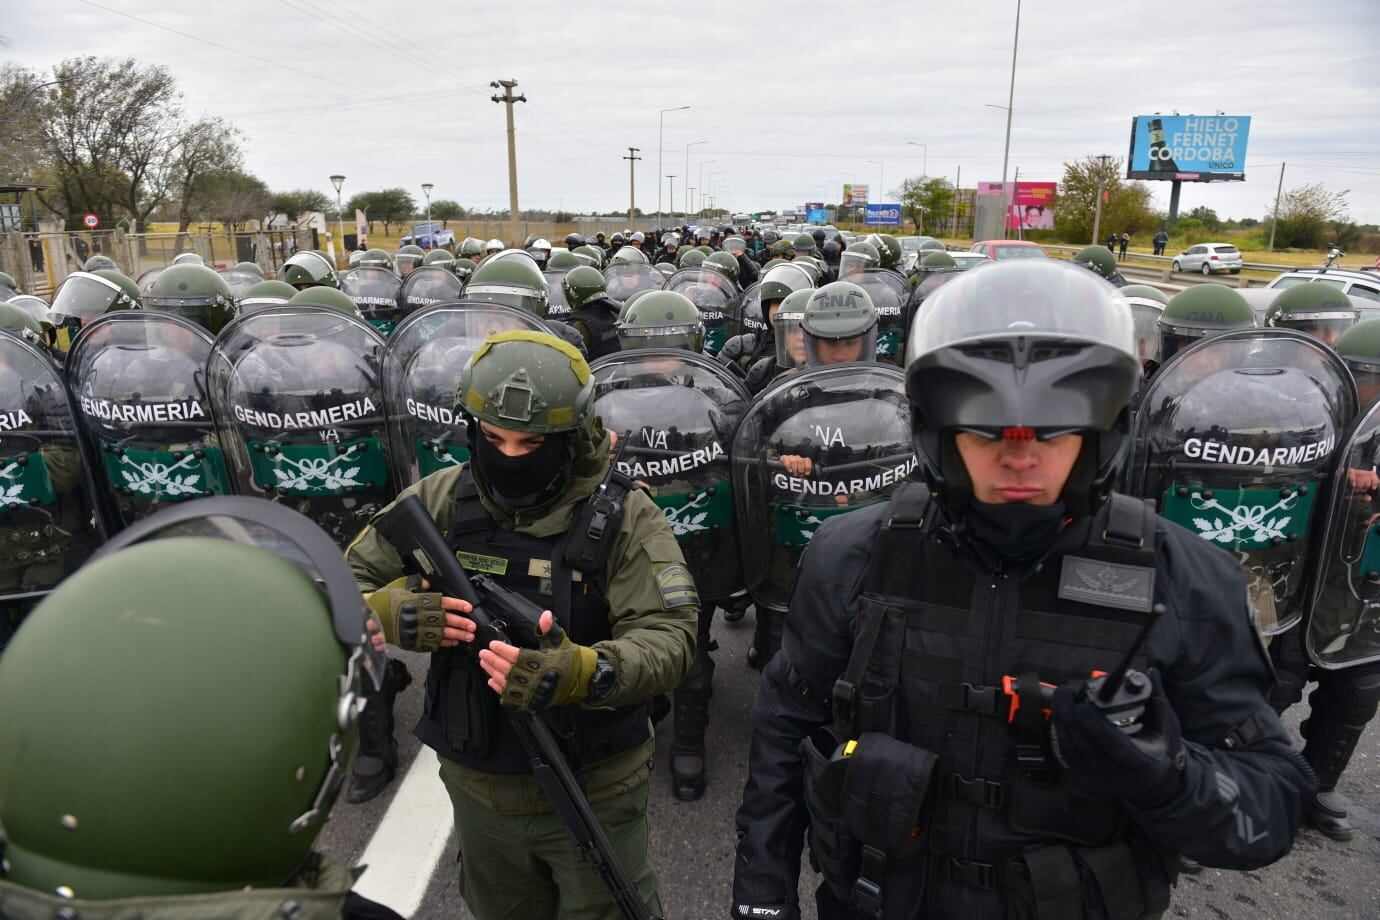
(732, 502, 1312, 917)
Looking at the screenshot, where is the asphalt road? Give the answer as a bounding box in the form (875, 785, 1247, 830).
(317, 611, 1380, 920)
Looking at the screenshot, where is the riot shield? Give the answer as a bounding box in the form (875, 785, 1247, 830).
(67, 312, 230, 530)
(0, 329, 104, 628)
(1308, 399, 1380, 669)
(399, 266, 464, 319)
(341, 266, 405, 336)
(590, 350, 750, 601)
(542, 268, 573, 320)
(732, 364, 915, 612)
(1127, 328, 1356, 636)
(208, 307, 395, 549)
(382, 302, 548, 488)
(218, 267, 263, 301)
(664, 268, 741, 356)
(854, 269, 909, 365)
(737, 282, 768, 342)
(602, 263, 663, 304)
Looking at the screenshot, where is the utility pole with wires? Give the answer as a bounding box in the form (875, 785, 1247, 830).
(1091, 154, 1113, 246)
(490, 79, 526, 246)
(623, 147, 641, 228)
(1268, 162, 1287, 251)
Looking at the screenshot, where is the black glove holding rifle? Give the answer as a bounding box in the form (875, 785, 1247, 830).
(370, 492, 659, 920)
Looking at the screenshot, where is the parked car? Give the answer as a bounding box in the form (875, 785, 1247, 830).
(950, 251, 994, 271)
(1265, 268, 1380, 303)
(1171, 243, 1243, 275)
(1238, 287, 1379, 326)
(971, 239, 1047, 261)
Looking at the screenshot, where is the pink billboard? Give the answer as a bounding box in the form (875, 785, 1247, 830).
(978, 181, 1057, 230)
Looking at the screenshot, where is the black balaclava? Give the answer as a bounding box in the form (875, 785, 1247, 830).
(473, 430, 573, 509)
(963, 498, 1069, 561)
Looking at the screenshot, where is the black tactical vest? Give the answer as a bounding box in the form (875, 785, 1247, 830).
(818, 483, 1173, 920)
(414, 472, 651, 773)
(568, 300, 622, 360)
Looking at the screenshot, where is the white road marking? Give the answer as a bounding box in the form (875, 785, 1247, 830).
(352, 748, 455, 917)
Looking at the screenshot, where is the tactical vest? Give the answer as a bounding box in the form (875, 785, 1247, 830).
(809, 484, 1174, 920)
(568, 300, 622, 360)
(416, 471, 651, 774)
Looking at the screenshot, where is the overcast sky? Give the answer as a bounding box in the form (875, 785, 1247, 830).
(5, 0, 1379, 225)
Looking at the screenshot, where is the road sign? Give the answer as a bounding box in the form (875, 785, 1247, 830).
(83, 213, 99, 229)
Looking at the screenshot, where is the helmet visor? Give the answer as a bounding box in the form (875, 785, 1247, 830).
(616, 323, 702, 352)
(50, 273, 123, 326)
(774, 311, 808, 369)
(805, 328, 878, 367)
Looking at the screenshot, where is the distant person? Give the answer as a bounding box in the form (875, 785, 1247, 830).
(1154, 228, 1169, 256)
(1119, 231, 1131, 261)
(1106, 232, 1118, 252)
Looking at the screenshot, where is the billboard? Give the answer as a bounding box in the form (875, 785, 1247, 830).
(806, 208, 829, 225)
(865, 203, 901, 227)
(977, 181, 1057, 230)
(1126, 115, 1251, 182)
(843, 184, 870, 206)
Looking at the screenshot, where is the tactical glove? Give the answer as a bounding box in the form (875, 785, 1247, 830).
(502, 626, 599, 712)
(1049, 667, 1186, 807)
(365, 575, 446, 652)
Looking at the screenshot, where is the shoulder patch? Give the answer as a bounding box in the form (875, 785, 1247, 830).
(654, 562, 700, 611)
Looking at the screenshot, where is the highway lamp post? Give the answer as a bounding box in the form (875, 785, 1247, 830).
(421, 183, 433, 238)
(906, 141, 928, 180)
(329, 174, 346, 266)
(666, 176, 677, 226)
(658, 105, 690, 227)
(684, 140, 706, 223)
(698, 160, 716, 218)
(995, 0, 1021, 239)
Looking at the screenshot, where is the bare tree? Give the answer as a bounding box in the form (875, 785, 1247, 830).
(168, 117, 242, 246)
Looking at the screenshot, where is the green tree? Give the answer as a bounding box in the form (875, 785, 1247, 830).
(199, 169, 270, 231)
(1186, 205, 1221, 230)
(347, 188, 415, 234)
(1053, 156, 1157, 244)
(270, 188, 331, 225)
(430, 199, 464, 227)
(896, 177, 953, 235)
(1270, 182, 1348, 249)
(168, 116, 241, 239)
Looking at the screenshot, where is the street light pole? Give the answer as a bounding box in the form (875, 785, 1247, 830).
(907, 141, 928, 179)
(421, 183, 434, 241)
(684, 140, 706, 223)
(998, 0, 1022, 241)
(658, 105, 690, 228)
(666, 176, 677, 224)
(329, 174, 346, 266)
(698, 160, 716, 217)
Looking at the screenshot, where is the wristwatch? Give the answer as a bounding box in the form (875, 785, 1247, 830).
(587, 655, 617, 702)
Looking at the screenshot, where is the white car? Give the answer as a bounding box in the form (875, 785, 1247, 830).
(1171, 243, 1243, 275)
(1265, 268, 1380, 303)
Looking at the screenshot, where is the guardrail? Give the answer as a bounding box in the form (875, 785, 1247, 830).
(1039, 243, 1287, 291)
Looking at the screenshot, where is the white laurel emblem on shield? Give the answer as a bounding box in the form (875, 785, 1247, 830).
(116, 451, 204, 498)
(662, 490, 712, 537)
(1188, 490, 1299, 545)
(272, 443, 367, 492)
(0, 459, 27, 510)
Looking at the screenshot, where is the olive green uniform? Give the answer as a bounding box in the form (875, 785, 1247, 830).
(346, 428, 697, 919)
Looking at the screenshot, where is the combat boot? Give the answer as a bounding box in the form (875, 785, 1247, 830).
(1300, 713, 1367, 842)
(348, 658, 412, 804)
(670, 642, 716, 801)
(721, 590, 751, 624)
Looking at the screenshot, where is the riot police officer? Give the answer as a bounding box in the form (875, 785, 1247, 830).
(1265, 282, 1359, 347)
(0, 498, 401, 919)
(278, 250, 339, 291)
(143, 263, 239, 333)
(1073, 244, 1129, 287)
(732, 260, 1313, 919)
(345, 331, 696, 919)
(1155, 284, 1257, 363)
(562, 265, 622, 359)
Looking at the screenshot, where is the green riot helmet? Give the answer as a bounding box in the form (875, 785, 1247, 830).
(618, 288, 654, 323)
(1073, 244, 1119, 280)
(759, 263, 813, 311)
(465, 255, 551, 318)
(0, 498, 383, 900)
(761, 257, 789, 273)
(395, 244, 426, 276)
(82, 254, 118, 272)
(0, 301, 44, 348)
(770, 239, 794, 259)
(905, 260, 1140, 519)
(617, 290, 705, 352)
(868, 233, 903, 270)
(1265, 282, 1359, 347)
(790, 257, 822, 287)
(238, 279, 297, 315)
(547, 249, 582, 271)
(456, 330, 595, 443)
(1158, 284, 1256, 360)
(0, 270, 22, 297)
(611, 245, 649, 266)
(170, 252, 205, 267)
(92, 269, 144, 306)
(574, 244, 606, 269)
(235, 261, 264, 278)
(839, 241, 880, 279)
(459, 237, 485, 260)
(288, 285, 365, 317)
(801, 281, 878, 367)
(277, 250, 339, 290)
(48, 270, 140, 348)
(773, 288, 814, 369)
(678, 249, 708, 270)
(561, 265, 608, 312)
(918, 238, 946, 252)
(792, 233, 816, 257)
(1335, 318, 1380, 407)
(359, 248, 394, 270)
(423, 248, 458, 271)
(921, 250, 957, 270)
(347, 250, 366, 270)
(704, 251, 741, 285)
(1118, 283, 1168, 305)
(143, 264, 237, 333)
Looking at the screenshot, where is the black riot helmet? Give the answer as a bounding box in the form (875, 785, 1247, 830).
(904, 260, 1140, 518)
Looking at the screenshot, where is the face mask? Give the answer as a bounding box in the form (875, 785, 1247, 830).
(964, 498, 1069, 561)
(473, 431, 571, 508)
